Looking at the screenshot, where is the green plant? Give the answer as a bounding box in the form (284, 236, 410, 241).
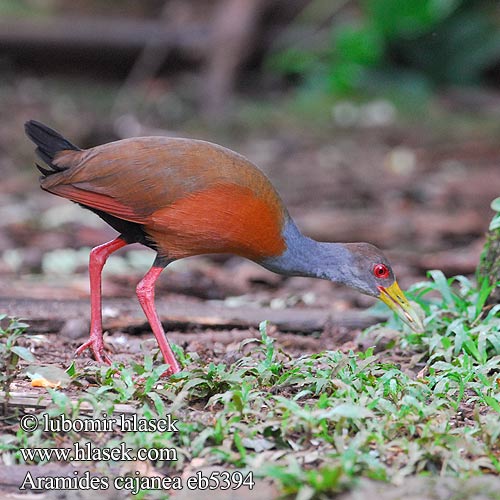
(4, 276, 500, 498)
(269, 0, 500, 98)
(380, 270, 500, 362)
(0, 315, 33, 396)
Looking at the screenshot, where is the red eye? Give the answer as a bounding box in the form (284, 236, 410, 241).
(373, 263, 390, 279)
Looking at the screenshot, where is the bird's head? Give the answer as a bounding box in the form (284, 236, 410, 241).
(259, 222, 424, 332)
(339, 243, 424, 332)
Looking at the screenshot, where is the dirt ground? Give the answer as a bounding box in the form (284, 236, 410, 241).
(1, 78, 500, 498)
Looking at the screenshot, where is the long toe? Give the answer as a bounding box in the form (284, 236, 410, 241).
(75, 338, 112, 365)
(161, 363, 181, 378)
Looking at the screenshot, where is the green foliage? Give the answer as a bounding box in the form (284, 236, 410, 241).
(269, 0, 500, 98)
(364, 0, 460, 39)
(7, 293, 500, 498)
(383, 270, 500, 363)
(0, 315, 33, 394)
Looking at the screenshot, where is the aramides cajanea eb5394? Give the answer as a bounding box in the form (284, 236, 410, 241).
(25, 120, 423, 375)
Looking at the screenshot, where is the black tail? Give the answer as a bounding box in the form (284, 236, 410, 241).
(24, 120, 80, 176)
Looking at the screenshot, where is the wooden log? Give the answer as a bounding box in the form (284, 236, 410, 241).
(0, 391, 136, 414)
(0, 297, 378, 335)
(0, 16, 209, 53)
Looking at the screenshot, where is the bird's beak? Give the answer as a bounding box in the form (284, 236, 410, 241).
(378, 282, 424, 332)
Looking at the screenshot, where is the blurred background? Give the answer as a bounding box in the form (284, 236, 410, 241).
(1, 0, 499, 317)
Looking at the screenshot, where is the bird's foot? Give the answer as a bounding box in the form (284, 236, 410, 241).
(161, 361, 181, 378)
(160, 365, 181, 378)
(75, 334, 112, 364)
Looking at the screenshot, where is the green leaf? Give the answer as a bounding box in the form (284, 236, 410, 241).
(147, 391, 165, 416)
(475, 279, 494, 319)
(182, 378, 209, 392)
(489, 214, 500, 231)
(484, 328, 500, 355)
(491, 197, 500, 212)
(367, 0, 461, 39)
(441, 337, 452, 349)
(10, 320, 29, 330)
(484, 396, 500, 413)
(66, 361, 76, 378)
(48, 388, 72, 410)
(428, 270, 454, 306)
(10, 346, 35, 362)
(323, 403, 374, 420)
(259, 320, 269, 340)
(486, 304, 500, 321)
(241, 436, 275, 452)
(463, 339, 484, 364)
(335, 24, 385, 66)
(232, 392, 244, 413)
(451, 322, 467, 356)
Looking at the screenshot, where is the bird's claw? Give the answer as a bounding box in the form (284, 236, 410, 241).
(161, 367, 178, 378)
(75, 335, 112, 365)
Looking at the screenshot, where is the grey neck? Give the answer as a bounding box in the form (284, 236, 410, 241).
(259, 218, 350, 283)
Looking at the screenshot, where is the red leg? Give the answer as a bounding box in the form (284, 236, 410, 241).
(75, 237, 128, 363)
(136, 265, 181, 375)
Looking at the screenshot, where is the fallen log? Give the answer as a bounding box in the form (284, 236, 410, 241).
(0, 297, 378, 335)
(0, 16, 209, 53)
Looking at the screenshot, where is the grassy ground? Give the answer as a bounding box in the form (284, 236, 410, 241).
(1, 269, 499, 499)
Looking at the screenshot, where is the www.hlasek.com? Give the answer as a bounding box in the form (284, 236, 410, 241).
(18, 412, 255, 494)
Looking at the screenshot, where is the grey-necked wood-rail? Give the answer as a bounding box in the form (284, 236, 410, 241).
(25, 120, 423, 375)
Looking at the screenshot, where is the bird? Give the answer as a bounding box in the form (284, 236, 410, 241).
(25, 120, 423, 375)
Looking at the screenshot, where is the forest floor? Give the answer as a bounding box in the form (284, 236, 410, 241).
(1, 75, 499, 498)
